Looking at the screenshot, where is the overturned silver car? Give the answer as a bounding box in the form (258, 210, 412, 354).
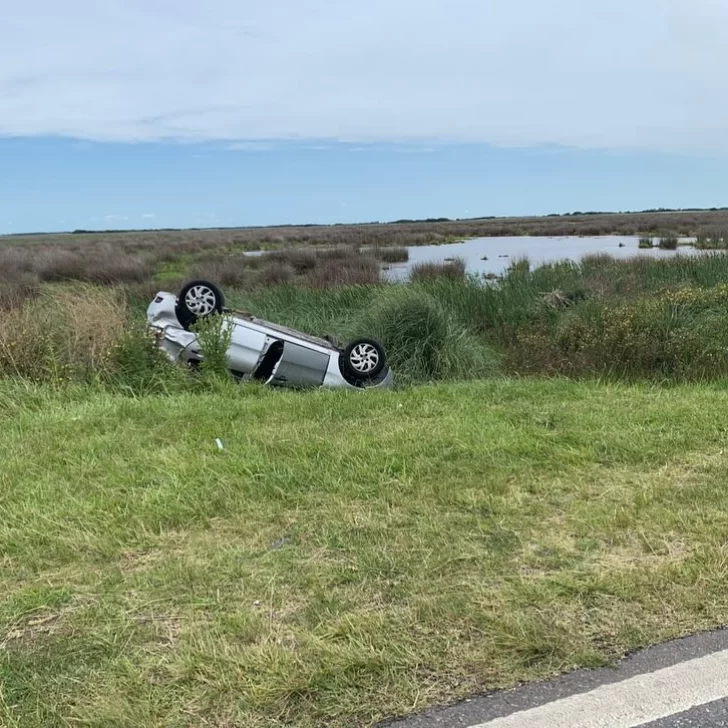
(147, 279, 393, 390)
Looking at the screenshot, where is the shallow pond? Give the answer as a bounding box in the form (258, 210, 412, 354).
(382, 235, 701, 281)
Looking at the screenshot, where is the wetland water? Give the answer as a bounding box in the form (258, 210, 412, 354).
(382, 235, 701, 280)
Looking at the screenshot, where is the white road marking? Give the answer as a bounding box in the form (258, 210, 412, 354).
(471, 647, 728, 728)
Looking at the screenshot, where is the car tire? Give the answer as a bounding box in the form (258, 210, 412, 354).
(340, 338, 386, 384)
(175, 280, 225, 330)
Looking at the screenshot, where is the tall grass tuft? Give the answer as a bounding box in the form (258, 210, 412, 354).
(351, 286, 500, 384)
(658, 234, 679, 250)
(106, 322, 189, 395)
(254, 263, 296, 287)
(0, 277, 41, 311)
(263, 248, 318, 274)
(227, 284, 379, 338)
(191, 313, 235, 384)
(371, 246, 409, 263)
(254, 247, 381, 287)
(410, 257, 466, 282)
(695, 230, 728, 250)
(305, 255, 380, 287)
(0, 284, 191, 393)
(0, 285, 128, 382)
(189, 254, 249, 287)
(0, 244, 152, 285)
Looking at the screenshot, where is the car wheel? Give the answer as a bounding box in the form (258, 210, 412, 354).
(175, 280, 225, 330)
(340, 338, 386, 384)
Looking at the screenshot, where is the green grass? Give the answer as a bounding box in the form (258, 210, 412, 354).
(154, 255, 193, 282)
(4, 378, 728, 726)
(10, 249, 728, 388)
(8, 253, 728, 723)
(216, 258, 728, 383)
(218, 252, 728, 340)
(226, 284, 380, 339)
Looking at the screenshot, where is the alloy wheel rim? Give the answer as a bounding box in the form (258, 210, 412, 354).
(185, 286, 217, 316)
(349, 343, 379, 373)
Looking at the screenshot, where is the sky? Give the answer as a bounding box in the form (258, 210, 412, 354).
(2, 0, 728, 233)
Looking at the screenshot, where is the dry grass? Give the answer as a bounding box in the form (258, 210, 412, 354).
(694, 229, 728, 249)
(0, 285, 128, 380)
(263, 248, 319, 274)
(6, 208, 728, 254)
(539, 289, 575, 310)
(189, 254, 249, 287)
(255, 247, 381, 287)
(0, 244, 152, 285)
(0, 237, 382, 290)
(254, 263, 296, 287)
(305, 252, 380, 287)
(51, 286, 128, 371)
(0, 304, 49, 379)
(0, 278, 41, 311)
(1, 207, 726, 290)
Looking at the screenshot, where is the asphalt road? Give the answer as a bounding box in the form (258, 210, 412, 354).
(643, 699, 728, 727)
(381, 628, 728, 728)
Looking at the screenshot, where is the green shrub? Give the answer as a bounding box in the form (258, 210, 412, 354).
(507, 287, 728, 381)
(104, 322, 189, 395)
(191, 313, 234, 383)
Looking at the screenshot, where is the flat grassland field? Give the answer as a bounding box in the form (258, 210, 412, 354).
(4, 380, 728, 727)
(3, 213, 728, 727)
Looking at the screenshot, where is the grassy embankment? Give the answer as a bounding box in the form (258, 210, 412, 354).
(4, 378, 728, 727)
(4, 229, 728, 725)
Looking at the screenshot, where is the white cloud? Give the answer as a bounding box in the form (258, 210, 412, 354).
(104, 214, 128, 222)
(142, 213, 155, 219)
(2, 0, 728, 152)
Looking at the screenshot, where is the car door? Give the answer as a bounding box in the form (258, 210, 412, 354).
(226, 320, 269, 376)
(269, 341, 331, 388)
